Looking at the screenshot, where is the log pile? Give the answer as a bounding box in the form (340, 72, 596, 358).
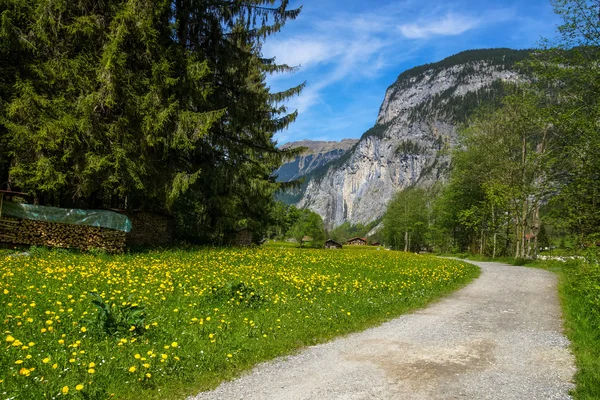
(125, 211, 174, 247)
(0, 216, 126, 253)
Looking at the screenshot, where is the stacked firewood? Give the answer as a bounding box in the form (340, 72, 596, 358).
(0, 217, 126, 253)
(125, 211, 174, 246)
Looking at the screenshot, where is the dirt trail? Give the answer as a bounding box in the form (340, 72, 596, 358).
(191, 261, 575, 400)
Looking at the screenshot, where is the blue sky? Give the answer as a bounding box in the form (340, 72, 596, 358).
(262, 0, 562, 144)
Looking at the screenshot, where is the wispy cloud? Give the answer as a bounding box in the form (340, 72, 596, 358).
(399, 13, 481, 39)
(261, 0, 559, 144)
(263, 11, 402, 115)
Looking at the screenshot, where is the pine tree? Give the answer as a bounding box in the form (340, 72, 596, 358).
(0, 0, 303, 242)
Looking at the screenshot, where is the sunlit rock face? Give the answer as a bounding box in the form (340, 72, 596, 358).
(280, 49, 529, 229)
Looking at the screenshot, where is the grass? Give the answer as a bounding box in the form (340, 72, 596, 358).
(0, 246, 479, 399)
(527, 252, 600, 400)
(451, 250, 600, 399)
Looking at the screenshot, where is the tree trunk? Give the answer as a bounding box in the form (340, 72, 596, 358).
(404, 231, 408, 252)
(479, 230, 484, 256)
(491, 203, 497, 259)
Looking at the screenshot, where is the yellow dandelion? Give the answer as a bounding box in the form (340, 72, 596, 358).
(76, 384, 84, 391)
(128, 366, 136, 373)
(80, 327, 87, 333)
(171, 342, 178, 348)
(42, 357, 50, 364)
(62, 386, 69, 394)
(88, 362, 96, 368)
(88, 368, 95, 374)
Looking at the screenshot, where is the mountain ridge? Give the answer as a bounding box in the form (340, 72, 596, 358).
(278, 48, 531, 229)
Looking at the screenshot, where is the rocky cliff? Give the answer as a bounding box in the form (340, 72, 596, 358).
(274, 139, 358, 182)
(284, 49, 530, 229)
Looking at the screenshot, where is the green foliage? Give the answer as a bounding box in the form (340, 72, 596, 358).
(383, 187, 432, 252)
(287, 208, 326, 247)
(359, 120, 393, 141)
(0, 0, 303, 244)
(408, 79, 512, 124)
(520, 1, 600, 245)
(442, 90, 554, 257)
(87, 292, 147, 337)
(557, 249, 600, 399)
(395, 140, 425, 155)
(266, 202, 301, 240)
(328, 220, 380, 244)
(426, 1, 600, 260)
(211, 282, 265, 308)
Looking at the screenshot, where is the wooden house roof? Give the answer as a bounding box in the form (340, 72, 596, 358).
(346, 237, 367, 243)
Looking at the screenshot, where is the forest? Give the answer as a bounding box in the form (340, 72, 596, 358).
(0, 0, 304, 245)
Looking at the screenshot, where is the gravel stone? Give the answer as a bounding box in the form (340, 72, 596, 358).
(190, 261, 576, 400)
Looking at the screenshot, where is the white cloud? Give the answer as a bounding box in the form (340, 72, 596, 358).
(266, 3, 517, 142)
(399, 13, 481, 39)
(262, 39, 342, 68)
(264, 12, 397, 114)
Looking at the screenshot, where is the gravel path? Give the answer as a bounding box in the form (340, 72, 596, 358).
(190, 261, 576, 400)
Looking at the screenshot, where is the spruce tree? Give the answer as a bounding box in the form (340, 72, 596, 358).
(0, 0, 303, 241)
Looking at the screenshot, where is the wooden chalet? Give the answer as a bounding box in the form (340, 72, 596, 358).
(325, 239, 343, 249)
(346, 237, 367, 246)
(371, 241, 381, 246)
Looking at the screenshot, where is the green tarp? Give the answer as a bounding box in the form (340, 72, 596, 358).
(0, 201, 132, 232)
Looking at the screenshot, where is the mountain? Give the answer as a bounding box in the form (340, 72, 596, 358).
(280, 48, 531, 229)
(274, 139, 359, 183)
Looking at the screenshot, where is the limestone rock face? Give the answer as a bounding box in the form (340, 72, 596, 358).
(282, 49, 529, 229)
